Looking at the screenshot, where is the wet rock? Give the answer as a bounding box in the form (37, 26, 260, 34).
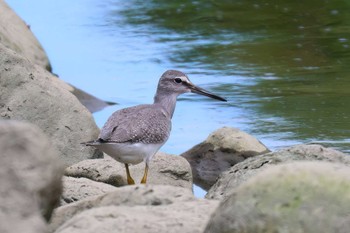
(204, 161, 350, 233)
(0, 120, 63, 233)
(65, 152, 193, 190)
(0, 0, 51, 70)
(0, 43, 102, 166)
(181, 127, 269, 191)
(61, 176, 117, 206)
(50, 185, 218, 233)
(206, 144, 350, 200)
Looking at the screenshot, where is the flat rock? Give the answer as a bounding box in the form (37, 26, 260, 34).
(49, 185, 218, 233)
(0, 0, 51, 70)
(60, 176, 117, 206)
(206, 144, 350, 200)
(181, 127, 269, 191)
(55, 200, 218, 233)
(50, 185, 196, 232)
(65, 152, 192, 190)
(0, 43, 102, 166)
(204, 161, 350, 233)
(0, 120, 63, 233)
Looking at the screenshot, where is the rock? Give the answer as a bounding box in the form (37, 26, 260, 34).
(206, 144, 350, 200)
(0, 120, 63, 233)
(50, 185, 195, 231)
(204, 161, 350, 233)
(0, 0, 51, 70)
(0, 43, 102, 166)
(56, 200, 218, 233)
(181, 127, 269, 191)
(61, 176, 117, 206)
(0, 0, 114, 113)
(65, 152, 193, 190)
(49, 185, 218, 233)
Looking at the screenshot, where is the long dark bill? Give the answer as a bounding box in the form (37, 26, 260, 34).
(185, 82, 227, 102)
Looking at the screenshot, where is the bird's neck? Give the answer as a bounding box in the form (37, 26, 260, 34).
(153, 92, 178, 119)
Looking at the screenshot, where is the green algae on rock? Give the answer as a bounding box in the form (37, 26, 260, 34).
(205, 161, 350, 233)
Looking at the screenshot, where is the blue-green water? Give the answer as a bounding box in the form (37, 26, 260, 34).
(7, 0, 350, 195)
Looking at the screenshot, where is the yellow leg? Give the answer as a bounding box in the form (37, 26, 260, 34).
(140, 163, 149, 184)
(124, 163, 135, 185)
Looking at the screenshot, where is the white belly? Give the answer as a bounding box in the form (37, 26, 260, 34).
(93, 142, 164, 165)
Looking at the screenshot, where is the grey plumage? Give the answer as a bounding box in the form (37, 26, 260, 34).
(99, 104, 171, 144)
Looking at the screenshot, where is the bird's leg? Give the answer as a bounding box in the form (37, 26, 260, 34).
(140, 163, 149, 184)
(124, 163, 135, 185)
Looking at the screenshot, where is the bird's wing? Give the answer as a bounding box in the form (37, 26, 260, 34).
(99, 104, 171, 144)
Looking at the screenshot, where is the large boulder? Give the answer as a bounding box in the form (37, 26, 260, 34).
(204, 161, 350, 233)
(181, 127, 269, 191)
(0, 120, 63, 233)
(0, 0, 114, 113)
(50, 185, 218, 233)
(206, 144, 350, 200)
(0, 43, 102, 166)
(0, 0, 51, 70)
(65, 152, 193, 190)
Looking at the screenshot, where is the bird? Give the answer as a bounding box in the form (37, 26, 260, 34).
(83, 70, 227, 185)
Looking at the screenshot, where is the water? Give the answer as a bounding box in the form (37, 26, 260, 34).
(6, 0, 350, 196)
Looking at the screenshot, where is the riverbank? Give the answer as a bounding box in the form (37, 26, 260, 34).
(1, 2, 350, 232)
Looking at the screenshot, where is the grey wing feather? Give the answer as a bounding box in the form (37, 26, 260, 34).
(99, 104, 171, 144)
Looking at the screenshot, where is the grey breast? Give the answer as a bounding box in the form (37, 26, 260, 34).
(99, 104, 171, 144)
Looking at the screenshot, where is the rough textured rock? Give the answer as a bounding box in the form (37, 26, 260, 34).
(0, 0, 51, 70)
(204, 161, 350, 233)
(50, 185, 218, 233)
(50, 185, 195, 232)
(0, 43, 102, 166)
(61, 176, 117, 206)
(0, 120, 63, 233)
(181, 127, 269, 191)
(56, 200, 218, 233)
(206, 144, 350, 200)
(65, 152, 193, 190)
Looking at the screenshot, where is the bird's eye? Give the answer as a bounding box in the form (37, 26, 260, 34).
(174, 78, 182, 83)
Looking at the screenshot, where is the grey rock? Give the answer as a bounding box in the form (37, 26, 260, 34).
(0, 43, 102, 166)
(0, 0, 51, 70)
(0, 0, 113, 113)
(56, 200, 218, 233)
(204, 161, 350, 233)
(206, 144, 350, 200)
(181, 127, 269, 191)
(61, 176, 117, 206)
(65, 152, 193, 190)
(0, 120, 63, 233)
(50, 185, 196, 232)
(49, 185, 218, 233)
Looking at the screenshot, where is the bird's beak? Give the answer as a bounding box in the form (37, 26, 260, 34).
(184, 82, 227, 102)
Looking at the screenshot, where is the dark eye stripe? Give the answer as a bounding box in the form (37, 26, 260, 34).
(174, 78, 182, 83)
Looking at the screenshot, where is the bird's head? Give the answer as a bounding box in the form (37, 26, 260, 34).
(156, 70, 227, 101)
